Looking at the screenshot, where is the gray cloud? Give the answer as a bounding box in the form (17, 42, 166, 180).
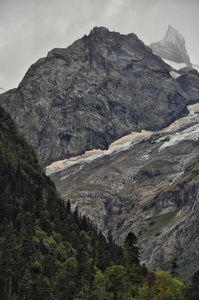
(0, 0, 198, 90)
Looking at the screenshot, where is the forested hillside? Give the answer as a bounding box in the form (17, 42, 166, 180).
(0, 105, 197, 299)
(0, 105, 124, 299)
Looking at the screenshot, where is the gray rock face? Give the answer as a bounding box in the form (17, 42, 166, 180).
(0, 27, 189, 166)
(48, 102, 199, 280)
(151, 25, 191, 66)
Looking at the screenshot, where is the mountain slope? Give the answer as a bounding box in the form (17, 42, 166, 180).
(47, 102, 199, 280)
(0, 105, 125, 298)
(0, 27, 191, 166)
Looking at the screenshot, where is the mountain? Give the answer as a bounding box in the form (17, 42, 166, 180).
(1, 26, 199, 281)
(47, 101, 199, 281)
(0, 27, 193, 166)
(150, 25, 191, 67)
(2, 104, 186, 300)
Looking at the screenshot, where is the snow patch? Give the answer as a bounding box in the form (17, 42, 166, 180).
(169, 172, 184, 185)
(46, 103, 199, 175)
(159, 123, 199, 152)
(162, 58, 187, 70)
(46, 130, 153, 175)
(142, 154, 149, 160)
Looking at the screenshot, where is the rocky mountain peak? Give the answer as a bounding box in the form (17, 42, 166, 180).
(1, 25, 199, 280)
(0, 27, 193, 166)
(89, 26, 110, 35)
(166, 25, 183, 41)
(151, 25, 191, 66)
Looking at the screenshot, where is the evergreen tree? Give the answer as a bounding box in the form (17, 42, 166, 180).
(66, 200, 71, 214)
(89, 268, 106, 300)
(25, 261, 53, 300)
(105, 264, 126, 300)
(73, 206, 79, 225)
(55, 257, 78, 300)
(107, 230, 113, 244)
(18, 212, 35, 297)
(186, 270, 199, 300)
(0, 218, 16, 299)
(124, 232, 139, 266)
(42, 252, 57, 284)
(170, 256, 179, 278)
(123, 232, 143, 298)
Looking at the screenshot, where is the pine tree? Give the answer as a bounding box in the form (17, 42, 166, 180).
(25, 261, 53, 300)
(123, 232, 142, 298)
(170, 256, 179, 278)
(18, 212, 35, 297)
(105, 264, 126, 300)
(124, 232, 139, 266)
(186, 270, 199, 299)
(90, 268, 106, 300)
(55, 257, 78, 300)
(66, 199, 71, 214)
(0, 218, 16, 299)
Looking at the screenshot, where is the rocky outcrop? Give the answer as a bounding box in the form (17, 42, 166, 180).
(0, 27, 190, 166)
(47, 103, 199, 280)
(151, 25, 191, 66)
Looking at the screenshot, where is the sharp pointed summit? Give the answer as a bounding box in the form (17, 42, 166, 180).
(151, 25, 191, 66)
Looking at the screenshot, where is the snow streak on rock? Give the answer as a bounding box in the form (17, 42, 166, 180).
(46, 103, 199, 175)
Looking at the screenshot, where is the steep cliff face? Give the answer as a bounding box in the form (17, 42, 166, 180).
(0, 27, 190, 166)
(151, 25, 191, 66)
(47, 102, 199, 280)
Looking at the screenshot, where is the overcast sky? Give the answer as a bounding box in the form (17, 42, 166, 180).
(0, 0, 198, 91)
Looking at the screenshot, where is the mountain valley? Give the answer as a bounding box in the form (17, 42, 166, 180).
(1, 26, 199, 281)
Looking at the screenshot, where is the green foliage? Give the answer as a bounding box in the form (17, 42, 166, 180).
(0, 106, 187, 299)
(24, 261, 53, 300)
(124, 232, 140, 265)
(0, 106, 125, 299)
(105, 265, 127, 300)
(138, 271, 186, 300)
(89, 267, 106, 300)
(123, 232, 144, 298)
(0, 218, 16, 299)
(55, 257, 78, 299)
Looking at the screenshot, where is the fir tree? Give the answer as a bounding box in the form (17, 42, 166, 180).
(25, 261, 53, 300)
(170, 256, 179, 278)
(0, 218, 16, 299)
(123, 232, 143, 298)
(186, 270, 199, 300)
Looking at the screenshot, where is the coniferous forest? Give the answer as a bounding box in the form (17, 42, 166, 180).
(0, 105, 199, 299)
